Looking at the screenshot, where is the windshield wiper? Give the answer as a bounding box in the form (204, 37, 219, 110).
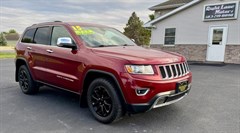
(94, 44, 133, 48)
(95, 45, 119, 47)
(122, 44, 134, 46)
(98, 45, 105, 47)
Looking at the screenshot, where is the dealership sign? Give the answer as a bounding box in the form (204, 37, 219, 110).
(203, 1, 239, 21)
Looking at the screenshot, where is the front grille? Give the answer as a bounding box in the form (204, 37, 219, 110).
(159, 62, 190, 79)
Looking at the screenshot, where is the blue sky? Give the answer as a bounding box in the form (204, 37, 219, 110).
(0, 0, 166, 33)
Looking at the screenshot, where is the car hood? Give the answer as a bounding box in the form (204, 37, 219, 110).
(91, 46, 185, 64)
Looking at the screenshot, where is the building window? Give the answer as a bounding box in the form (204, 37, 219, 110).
(164, 28, 176, 45)
(212, 29, 223, 45)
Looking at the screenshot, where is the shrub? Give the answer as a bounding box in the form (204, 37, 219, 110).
(0, 32, 7, 46)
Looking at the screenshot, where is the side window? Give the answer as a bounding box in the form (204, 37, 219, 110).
(34, 27, 51, 45)
(164, 28, 176, 45)
(51, 26, 74, 46)
(21, 29, 36, 43)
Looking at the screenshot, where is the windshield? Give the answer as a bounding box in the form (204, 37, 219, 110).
(72, 26, 136, 47)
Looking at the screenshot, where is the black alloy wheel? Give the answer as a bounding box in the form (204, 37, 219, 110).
(19, 69, 29, 92)
(87, 78, 124, 123)
(18, 65, 38, 94)
(91, 86, 112, 117)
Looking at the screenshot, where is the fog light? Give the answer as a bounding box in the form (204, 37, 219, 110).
(135, 88, 150, 96)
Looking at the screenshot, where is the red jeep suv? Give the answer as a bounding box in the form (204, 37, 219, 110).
(15, 21, 192, 123)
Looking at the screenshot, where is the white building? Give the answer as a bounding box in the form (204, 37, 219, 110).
(145, 0, 240, 64)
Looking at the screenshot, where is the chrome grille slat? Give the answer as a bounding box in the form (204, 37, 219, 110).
(163, 66, 168, 79)
(182, 63, 186, 75)
(186, 62, 190, 72)
(174, 64, 178, 77)
(180, 63, 185, 75)
(171, 65, 177, 77)
(159, 62, 190, 80)
(159, 66, 166, 79)
(165, 66, 172, 78)
(178, 64, 182, 76)
(184, 63, 188, 74)
(169, 65, 174, 78)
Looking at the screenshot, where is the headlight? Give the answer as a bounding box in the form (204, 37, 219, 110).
(125, 65, 154, 74)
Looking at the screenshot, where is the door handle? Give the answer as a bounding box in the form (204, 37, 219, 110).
(46, 49, 53, 53)
(27, 47, 32, 50)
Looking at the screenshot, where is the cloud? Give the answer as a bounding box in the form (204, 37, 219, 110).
(0, 0, 165, 33)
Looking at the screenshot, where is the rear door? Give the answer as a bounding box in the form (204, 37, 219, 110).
(30, 27, 52, 81)
(42, 26, 81, 92)
(20, 28, 50, 81)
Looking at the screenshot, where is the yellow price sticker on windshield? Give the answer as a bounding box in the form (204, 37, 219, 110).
(72, 26, 94, 35)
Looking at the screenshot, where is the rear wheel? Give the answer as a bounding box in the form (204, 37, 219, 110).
(18, 65, 39, 94)
(87, 78, 123, 123)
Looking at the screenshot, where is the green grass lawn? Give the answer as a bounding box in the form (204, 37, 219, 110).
(0, 52, 16, 59)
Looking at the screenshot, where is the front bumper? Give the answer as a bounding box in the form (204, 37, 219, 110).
(126, 84, 191, 113)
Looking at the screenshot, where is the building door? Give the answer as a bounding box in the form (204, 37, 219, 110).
(207, 26, 228, 62)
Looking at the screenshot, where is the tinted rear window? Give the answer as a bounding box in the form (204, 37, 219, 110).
(21, 28, 36, 43)
(34, 27, 51, 45)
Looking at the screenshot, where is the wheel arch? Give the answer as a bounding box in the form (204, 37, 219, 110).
(15, 57, 32, 82)
(80, 69, 126, 107)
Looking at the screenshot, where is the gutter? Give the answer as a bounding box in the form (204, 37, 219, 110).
(144, 0, 203, 28)
(149, 3, 186, 11)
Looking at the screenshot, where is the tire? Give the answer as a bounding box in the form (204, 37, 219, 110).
(87, 78, 124, 124)
(18, 65, 39, 94)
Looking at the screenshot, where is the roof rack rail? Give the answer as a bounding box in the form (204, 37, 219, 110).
(54, 20, 62, 22)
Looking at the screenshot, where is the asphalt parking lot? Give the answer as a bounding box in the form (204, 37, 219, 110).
(0, 59, 239, 133)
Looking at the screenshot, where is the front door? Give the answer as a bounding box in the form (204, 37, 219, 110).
(43, 26, 81, 93)
(206, 26, 228, 62)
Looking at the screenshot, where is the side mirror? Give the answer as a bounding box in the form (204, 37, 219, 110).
(57, 37, 77, 50)
(131, 39, 135, 42)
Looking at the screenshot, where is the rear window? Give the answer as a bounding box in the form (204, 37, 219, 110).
(34, 27, 51, 45)
(21, 28, 36, 43)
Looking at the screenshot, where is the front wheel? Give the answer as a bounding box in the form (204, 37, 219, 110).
(18, 65, 39, 94)
(87, 78, 124, 123)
